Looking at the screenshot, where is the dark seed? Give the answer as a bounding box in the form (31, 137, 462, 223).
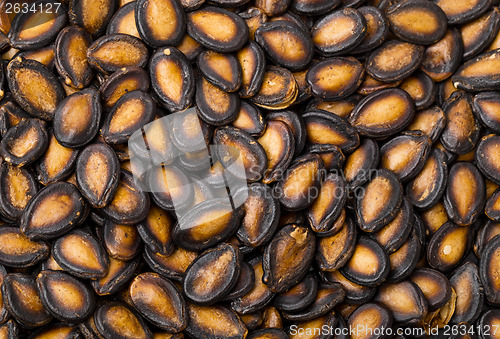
(348, 303, 392, 337)
(92, 256, 140, 296)
(452, 49, 500, 91)
(409, 268, 452, 311)
(273, 274, 317, 312)
(427, 221, 472, 272)
(0, 162, 38, 221)
(196, 76, 240, 125)
(450, 262, 484, 324)
(185, 303, 247, 339)
(100, 66, 150, 110)
(316, 217, 356, 271)
(237, 41, 266, 99)
(69, 0, 116, 36)
(479, 234, 500, 305)
(0, 226, 49, 267)
(94, 301, 152, 339)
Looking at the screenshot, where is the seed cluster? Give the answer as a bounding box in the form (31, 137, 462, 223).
(0, 0, 499, 337)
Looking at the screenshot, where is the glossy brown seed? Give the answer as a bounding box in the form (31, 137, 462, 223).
(15, 45, 56, 70)
(0, 118, 48, 166)
(486, 189, 500, 222)
(130, 272, 187, 332)
(185, 303, 247, 339)
(348, 88, 415, 138)
(355, 6, 388, 54)
(7, 0, 67, 50)
(0, 162, 38, 221)
(232, 101, 266, 137)
(307, 173, 347, 234)
(187, 6, 248, 53)
(450, 262, 484, 324)
(53, 229, 109, 279)
(173, 198, 242, 251)
(365, 40, 424, 82)
(386, 0, 447, 45)
(444, 162, 485, 226)
(144, 246, 198, 281)
(348, 303, 393, 338)
(257, 120, 295, 183)
(69, 0, 116, 36)
(213, 126, 267, 182)
(440, 91, 480, 155)
(0, 226, 49, 267)
(237, 41, 266, 98)
(306, 97, 360, 119)
(255, 21, 313, 71)
(76, 143, 120, 208)
(371, 197, 413, 254)
(135, 0, 185, 47)
(355, 169, 403, 232)
(196, 76, 240, 125)
(474, 220, 500, 258)
(311, 8, 367, 56)
(100, 170, 150, 224)
(281, 283, 345, 321)
(53, 88, 101, 148)
(146, 164, 194, 211)
(306, 143, 344, 173)
(103, 221, 142, 260)
(476, 134, 500, 185)
(248, 328, 287, 339)
(262, 225, 315, 293)
(92, 256, 140, 296)
(276, 154, 324, 211)
(420, 200, 449, 236)
(107, 2, 140, 38)
(239, 8, 266, 40)
(20, 182, 85, 240)
(452, 49, 500, 91)
(222, 261, 255, 301)
(29, 324, 83, 338)
(303, 109, 359, 153)
(100, 66, 150, 110)
(387, 227, 422, 282)
(375, 281, 428, 325)
(95, 301, 152, 339)
(7, 58, 64, 120)
(273, 274, 317, 312)
(149, 47, 194, 113)
(435, 0, 491, 24)
(357, 75, 402, 96)
(87, 34, 148, 74)
(0, 99, 31, 137)
(427, 221, 472, 272)
(250, 66, 297, 110)
(340, 236, 389, 287)
(2, 273, 52, 328)
(231, 257, 274, 314)
(36, 132, 79, 185)
(237, 182, 280, 247)
(409, 268, 452, 311)
(479, 234, 500, 305)
(240, 312, 263, 331)
(316, 217, 356, 271)
(184, 243, 241, 304)
(420, 28, 463, 82)
(399, 71, 435, 109)
(101, 90, 155, 144)
(290, 0, 338, 14)
(306, 57, 364, 101)
(461, 8, 500, 60)
(287, 312, 337, 339)
(36, 270, 95, 322)
(407, 106, 446, 142)
(474, 91, 500, 133)
(380, 131, 431, 182)
(407, 148, 448, 210)
(137, 205, 174, 256)
(343, 138, 379, 189)
(55, 26, 93, 89)
(323, 269, 375, 304)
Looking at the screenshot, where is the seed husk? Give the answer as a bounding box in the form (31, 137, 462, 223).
(185, 303, 247, 339)
(0, 162, 38, 221)
(387, 228, 422, 282)
(273, 274, 318, 313)
(237, 41, 266, 99)
(435, 0, 491, 24)
(449, 262, 484, 324)
(427, 221, 472, 272)
(407, 106, 446, 142)
(473, 91, 500, 133)
(103, 221, 142, 261)
(311, 8, 367, 56)
(306, 57, 364, 101)
(461, 8, 500, 60)
(94, 301, 152, 339)
(2, 273, 52, 328)
(0, 226, 49, 267)
(348, 303, 393, 338)
(20, 182, 85, 240)
(36, 270, 95, 322)
(92, 256, 140, 296)
(340, 236, 390, 287)
(144, 246, 198, 282)
(135, 0, 186, 48)
(255, 21, 313, 71)
(52, 229, 109, 279)
(365, 40, 424, 82)
(386, 0, 447, 45)
(106, 2, 140, 38)
(409, 268, 452, 311)
(100, 66, 150, 110)
(87, 34, 149, 74)
(452, 49, 500, 91)
(250, 66, 298, 110)
(348, 88, 415, 138)
(476, 134, 500, 185)
(69, 0, 116, 36)
(354, 6, 389, 54)
(479, 234, 500, 305)
(444, 162, 485, 226)
(195, 76, 240, 125)
(130, 272, 187, 332)
(54, 26, 93, 89)
(323, 269, 375, 304)
(262, 224, 316, 293)
(316, 217, 357, 271)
